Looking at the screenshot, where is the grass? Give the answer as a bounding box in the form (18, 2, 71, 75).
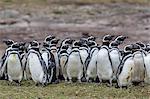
(0, 80, 150, 98)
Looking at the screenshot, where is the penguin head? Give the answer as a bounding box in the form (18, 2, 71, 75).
(88, 35, 96, 41)
(102, 35, 114, 42)
(61, 45, 69, 50)
(72, 40, 82, 48)
(115, 35, 128, 44)
(3, 39, 14, 47)
(145, 44, 150, 52)
(29, 40, 40, 48)
(87, 40, 97, 47)
(18, 42, 26, 53)
(135, 41, 146, 50)
(44, 35, 55, 42)
(124, 44, 133, 53)
(11, 42, 20, 50)
(109, 40, 120, 48)
(80, 38, 88, 44)
(131, 43, 141, 52)
(50, 38, 60, 45)
(62, 38, 74, 46)
(43, 41, 50, 48)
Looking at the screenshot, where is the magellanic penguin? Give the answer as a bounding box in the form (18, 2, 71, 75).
(67, 40, 83, 83)
(144, 44, 150, 84)
(26, 41, 50, 85)
(79, 38, 89, 78)
(59, 45, 69, 81)
(0, 39, 15, 80)
(49, 38, 60, 82)
(109, 40, 121, 81)
(86, 40, 98, 82)
(131, 43, 146, 85)
(44, 35, 55, 44)
(40, 42, 56, 83)
(109, 35, 127, 81)
(96, 34, 114, 86)
(117, 44, 134, 88)
(0, 42, 23, 85)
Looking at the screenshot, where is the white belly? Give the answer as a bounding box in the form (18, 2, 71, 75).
(7, 54, 23, 81)
(86, 49, 98, 78)
(97, 49, 112, 80)
(132, 53, 145, 82)
(118, 57, 134, 86)
(110, 50, 121, 74)
(79, 50, 88, 64)
(67, 52, 82, 77)
(28, 53, 44, 83)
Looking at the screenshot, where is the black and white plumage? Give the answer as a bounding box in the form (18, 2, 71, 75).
(86, 40, 98, 82)
(96, 35, 114, 85)
(59, 45, 69, 81)
(131, 44, 145, 84)
(117, 44, 134, 88)
(67, 40, 83, 83)
(0, 42, 23, 84)
(26, 41, 51, 85)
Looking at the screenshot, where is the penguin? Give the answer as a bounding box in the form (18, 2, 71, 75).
(109, 40, 121, 81)
(86, 40, 99, 82)
(131, 43, 145, 85)
(0, 39, 15, 80)
(67, 40, 83, 83)
(59, 45, 69, 81)
(79, 38, 89, 81)
(117, 44, 134, 88)
(49, 38, 60, 82)
(144, 44, 150, 84)
(96, 34, 114, 86)
(40, 41, 56, 83)
(0, 42, 23, 85)
(26, 41, 50, 85)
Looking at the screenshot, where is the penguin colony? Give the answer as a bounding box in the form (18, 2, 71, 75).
(0, 34, 150, 88)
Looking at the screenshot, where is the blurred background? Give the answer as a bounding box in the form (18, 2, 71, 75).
(0, 0, 150, 56)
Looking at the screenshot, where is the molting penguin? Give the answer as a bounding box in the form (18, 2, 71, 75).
(67, 40, 83, 83)
(40, 42, 56, 83)
(86, 40, 98, 82)
(96, 34, 114, 86)
(59, 45, 69, 81)
(26, 41, 50, 85)
(0, 42, 23, 85)
(131, 43, 145, 85)
(49, 38, 60, 82)
(117, 44, 134, 88)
